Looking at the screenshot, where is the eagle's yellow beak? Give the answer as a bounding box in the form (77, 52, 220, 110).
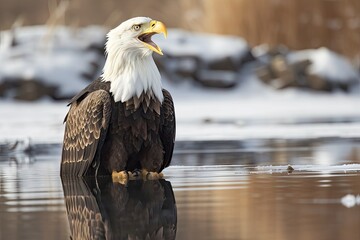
(138, 20, 167, 55)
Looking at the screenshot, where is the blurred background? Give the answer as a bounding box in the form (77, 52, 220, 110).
(1, 0, 359, 59)
(0, 0, 360, 142)
(1, 1, 360, 240)
(0, 0, 360, 145)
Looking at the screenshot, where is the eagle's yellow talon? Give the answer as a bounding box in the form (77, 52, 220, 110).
(112, 171, 129, 184)
(142, 169, 164, 180)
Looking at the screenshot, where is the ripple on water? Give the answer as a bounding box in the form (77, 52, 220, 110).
(1, 139, 360, 240)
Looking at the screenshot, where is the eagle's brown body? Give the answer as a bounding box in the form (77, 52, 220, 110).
(61, 17, 174, 177)
(60, 78, 175, 177)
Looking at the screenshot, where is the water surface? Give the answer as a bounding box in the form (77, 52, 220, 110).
(1, 138, 360, 240)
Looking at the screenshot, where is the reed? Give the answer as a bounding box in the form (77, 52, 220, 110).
(198, 0, 360, 60)
(1, 0, 359, 60)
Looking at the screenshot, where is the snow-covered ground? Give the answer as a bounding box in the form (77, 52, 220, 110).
(1, 77, 360, 143)
(0, 26, 106, 97)
(1, 26, 360, 143)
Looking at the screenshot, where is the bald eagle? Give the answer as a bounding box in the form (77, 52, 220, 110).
(60, 17, 175, 181)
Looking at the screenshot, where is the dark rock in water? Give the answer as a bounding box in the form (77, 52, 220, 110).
(287, 164, 294, 173)
(194, 70, 238, 89)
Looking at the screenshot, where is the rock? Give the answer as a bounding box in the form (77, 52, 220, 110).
(270, 55, 297, 88)
(156, 54, 201, 82)
(287, 164, 294, 173)
(13, 79, 58, 101)
(329, 81, 351, 92)
(307, 74, 331, 91)
(173, 57, 200, 79)
(0, 81, 14, 97)
(256, 55, 298, 89)
(268, 45, 290, 57)
(237, 50, 256, 67)
(293, 59, 312, 73)
(194, 70, 238, 89)
(254, 50, 354, 92)
(87, 41, 106, 55)
(256, 66, 274, 83)
(208, 56, 238, 71)
(207, 49, 256, 71)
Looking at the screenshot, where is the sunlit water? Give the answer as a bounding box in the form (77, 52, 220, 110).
(1, 138, 360, 240)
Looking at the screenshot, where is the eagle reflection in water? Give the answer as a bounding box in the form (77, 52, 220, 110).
(61, 177, 177, 240)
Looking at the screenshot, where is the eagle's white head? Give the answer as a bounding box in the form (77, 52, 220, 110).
(101, 17, 167, 103)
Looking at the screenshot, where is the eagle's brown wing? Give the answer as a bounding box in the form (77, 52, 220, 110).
(160, 89, 176, 170)
(61, 90, 111, 176)
(61, 177, 106, 240)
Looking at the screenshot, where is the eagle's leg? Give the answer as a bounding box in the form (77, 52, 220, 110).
(140, 142, 164, 180)
(106, 141, 129, 183)
(112, 171, 129, 184)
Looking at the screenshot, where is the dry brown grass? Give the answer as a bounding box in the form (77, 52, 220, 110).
(0, 0, 184, 30)
(200, 0, 360, 60)
(1, 0, 359, 60)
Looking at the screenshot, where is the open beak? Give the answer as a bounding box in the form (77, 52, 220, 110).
(138, 20, 167, 55)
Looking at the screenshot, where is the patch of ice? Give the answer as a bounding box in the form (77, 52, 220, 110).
(341, 194, 360, 208)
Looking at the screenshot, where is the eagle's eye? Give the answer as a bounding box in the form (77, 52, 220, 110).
(133, 25, 141, 31)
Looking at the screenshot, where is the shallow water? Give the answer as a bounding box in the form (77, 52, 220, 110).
(1, 138, 360, 240)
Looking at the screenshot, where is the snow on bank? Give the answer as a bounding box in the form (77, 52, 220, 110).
(1, 87, 360, 143)
(0, 25, 106, 96)
(0, 26, 360, 142)
(0, 101, 67, 143)
(289, 47, 359, 83)
(153, 29, 249, 61)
